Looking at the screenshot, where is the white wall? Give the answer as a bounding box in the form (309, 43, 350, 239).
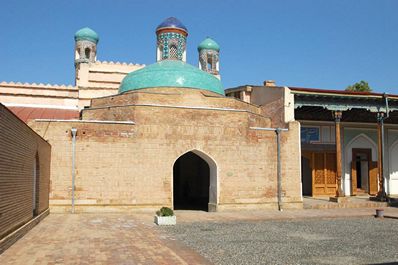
(388, 141, 398, 195)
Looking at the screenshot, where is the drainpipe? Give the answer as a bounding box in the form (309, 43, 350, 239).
(71, 128, 77, 213)
(250, 127, 288, 211)
(276, 128, 283, 211)
(384, 94, 390, 119)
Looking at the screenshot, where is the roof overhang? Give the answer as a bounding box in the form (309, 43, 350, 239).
(291, 87, 398, 113)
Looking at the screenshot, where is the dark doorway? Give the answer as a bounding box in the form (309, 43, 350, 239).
(351, 148, 375, 195)
(173, 152, 210, 211)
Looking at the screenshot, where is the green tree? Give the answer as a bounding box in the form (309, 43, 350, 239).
(346, 80, 372, 92)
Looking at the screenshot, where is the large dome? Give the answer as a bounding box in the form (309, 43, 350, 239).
(74, 27, 99, 43)
(119, 60, 224, 95)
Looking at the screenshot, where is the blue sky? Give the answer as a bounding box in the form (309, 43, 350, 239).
(0, 0, 397, 93)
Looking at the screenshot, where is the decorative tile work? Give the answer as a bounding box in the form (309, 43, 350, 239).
(157, 32, 186, 61)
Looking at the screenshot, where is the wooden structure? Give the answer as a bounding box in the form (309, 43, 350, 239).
(292, 88, 398, 198)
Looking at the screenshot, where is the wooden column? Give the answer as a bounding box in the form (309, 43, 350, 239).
(377, 112, 385, 199)
(334, 111, 343, 197)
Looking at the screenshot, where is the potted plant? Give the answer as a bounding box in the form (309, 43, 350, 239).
(154, 207, 176, 225)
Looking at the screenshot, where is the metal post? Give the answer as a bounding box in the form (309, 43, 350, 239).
(71, 128, 77, 213)
(250, 127, 288, 211)
(381, 118, 386, 198)
(276, 128, 282, 211)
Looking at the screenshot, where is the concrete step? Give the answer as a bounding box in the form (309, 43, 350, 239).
(304, 201, 388, 210)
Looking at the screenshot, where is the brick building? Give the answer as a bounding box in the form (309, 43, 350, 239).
(226, 85, 398, 199)
(1, 17, 396, 215)
(27, 18, 302, 212)
(0, 103, 51, 252)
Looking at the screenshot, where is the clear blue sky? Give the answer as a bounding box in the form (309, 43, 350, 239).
(0, 0, 397, 93)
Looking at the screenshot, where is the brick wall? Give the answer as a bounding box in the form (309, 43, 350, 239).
(0, 104, 51, 239)
(30, 88, 301, 212)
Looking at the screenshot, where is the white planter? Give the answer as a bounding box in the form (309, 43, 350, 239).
(154, 215, 176, 226)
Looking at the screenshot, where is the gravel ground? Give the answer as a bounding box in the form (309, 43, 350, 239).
(161, 217, 398, 265)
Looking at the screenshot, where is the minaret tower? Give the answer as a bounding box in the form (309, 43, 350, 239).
(74, 27, 99, 64)
(74, 27, 99, 96)
(156, 17, 188, 62)
(198, 37, 220, 79)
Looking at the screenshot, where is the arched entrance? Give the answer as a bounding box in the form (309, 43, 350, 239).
(344, 133, 378, 196)
(173, 151, 216, 211)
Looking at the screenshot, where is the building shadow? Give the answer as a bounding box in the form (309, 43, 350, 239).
(367, 262, 398, 265)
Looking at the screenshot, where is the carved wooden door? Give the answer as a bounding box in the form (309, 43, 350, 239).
(312, 152, 336, 196)
(324, 153, 337, 195)
(369, 161, 378, 195)
(351, 161, 357, 196)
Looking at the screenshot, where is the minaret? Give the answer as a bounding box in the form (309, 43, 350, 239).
(198, 37, 220, 79)
(74, 27, 99, 64)
(74, 27, 99, 92)
(156, 17, 188, 62)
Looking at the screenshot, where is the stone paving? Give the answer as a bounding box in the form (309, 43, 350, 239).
(0, 214, 211, 265)
(1, 207, 398, 264)
(303, 195, 389, 209)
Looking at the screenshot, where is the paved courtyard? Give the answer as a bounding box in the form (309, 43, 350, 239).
(0, 214, 211, 265)
(1, 208, 398, 265)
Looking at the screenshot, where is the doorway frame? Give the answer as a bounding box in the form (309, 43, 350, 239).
(351, 148, 372, 195)
(171, 149, 218, 212)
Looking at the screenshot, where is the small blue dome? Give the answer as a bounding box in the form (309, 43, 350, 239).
(156, 17, 188, 34)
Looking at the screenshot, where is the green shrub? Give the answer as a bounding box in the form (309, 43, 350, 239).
(156, 207, 174, 216)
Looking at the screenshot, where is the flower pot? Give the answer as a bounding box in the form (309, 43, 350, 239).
(376, 209, 384, 218)
(154, 215, 176, 225)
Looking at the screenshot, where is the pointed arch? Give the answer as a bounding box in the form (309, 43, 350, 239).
(346, 133, 377, 152)
(84, 48, 91, 60)
(169, 44, 178, 59)
(343, 133, 378, 196)
(172, 149, 218, 212)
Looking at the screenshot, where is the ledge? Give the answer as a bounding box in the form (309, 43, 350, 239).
(0, 209, 49, 254)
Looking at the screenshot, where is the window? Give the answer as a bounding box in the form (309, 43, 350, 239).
(76, 48, 81, 60)
(207, 57, 213, 71)
(85, 48, 90, 59)
(301, 126, 320, 143)
(169, 44, 178, 59)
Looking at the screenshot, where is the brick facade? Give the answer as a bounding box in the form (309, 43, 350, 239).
(30, 88, 302, 212)
(0, 104, 51, 240)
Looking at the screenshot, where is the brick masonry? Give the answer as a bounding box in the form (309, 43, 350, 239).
(30, 88, 303, 212)
(0, 104, 51, 240)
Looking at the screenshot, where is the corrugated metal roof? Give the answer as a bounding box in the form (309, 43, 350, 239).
(7, 107, 79, 123)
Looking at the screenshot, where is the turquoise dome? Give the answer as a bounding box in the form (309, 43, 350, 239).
(119, 60, 224, 95)
(198, 37, 220, 51)
(74, 27, 99, 43)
